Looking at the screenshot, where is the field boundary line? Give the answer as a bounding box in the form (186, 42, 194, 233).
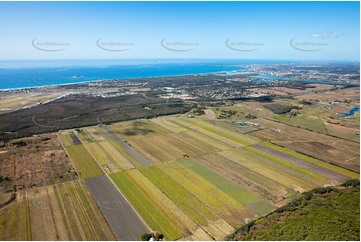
(264, 117, 360, 144)
(54, 185, 76, 240)
(75, 132, 152, 233)
(77, 181, 117, 240)
(62, 183, 87, 240)
(45, 187, 61, 240)
(57, 133, 82, 180)
(17, 192, 22, 240)
(140, 166, 234, 236)
(71, 181, 99, 240)
(25, 191, 32, 241)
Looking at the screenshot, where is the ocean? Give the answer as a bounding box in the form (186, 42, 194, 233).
(0, 59, 303, 90)
(0, 60, 257, 90)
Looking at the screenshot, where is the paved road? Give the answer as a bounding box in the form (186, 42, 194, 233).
(253, 144, 350, 183)
(85, 175, 149, 240)
(102, 128, 151, 166)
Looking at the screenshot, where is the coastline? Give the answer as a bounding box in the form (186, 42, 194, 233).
(0, 68, 248, 92)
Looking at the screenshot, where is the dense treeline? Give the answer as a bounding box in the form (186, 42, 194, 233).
(228, 180, 360, 241)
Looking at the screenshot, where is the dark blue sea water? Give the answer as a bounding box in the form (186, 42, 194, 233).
(0, 59, 300, 90)
(0, 60, 251, 90)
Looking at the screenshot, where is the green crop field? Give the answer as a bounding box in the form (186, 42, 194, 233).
(178, 159, 274, 215)
(55, 115, 359, 241)
(109, 172, 184, 240)
(109, 121, 223, 164)
(0, 192, 30, 240)
(220, 149, 315, 192)
(77, 132, 108, 166)
(79, 129, 135, 172)
(94, 127, 144, 167)
(109, 120, 171, 139)
(156, 162, 248, 225)
(261, 142, 359, 179)
(138, 165, 235, 239)
(243, 146, 329, 183)
(64, 143, 104, 179)
(194, 153, 295, 204)
(176, 118, 256, 146)
(59, 133, 74, 147)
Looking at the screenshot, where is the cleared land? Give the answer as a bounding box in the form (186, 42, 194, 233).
(0, 134, 77, 193)
(0, 180, 115, 241)
(0, 92, 62, 115)
(85, 175, 149, 240)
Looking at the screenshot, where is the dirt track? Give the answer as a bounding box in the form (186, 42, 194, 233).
(85, 175, 149, 240)
(252, 144, 350, 183)
(102, 128, 151, 166)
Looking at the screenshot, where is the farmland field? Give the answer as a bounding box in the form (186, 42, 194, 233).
(252, 119, 360, 172)
(77, 130, 135, 172)
(64, 115, 358, 240)
(59, 133, 104, 179)
(0, 180, 115, 241)
(85, 175, 149, 240)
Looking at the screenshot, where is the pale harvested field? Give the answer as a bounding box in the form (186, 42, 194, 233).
(295, 87, 360, 102)
(324, 121, 360, 142)
(204, 108, 216, 119)
(0, 93, 60, 114)
(0, 180, 115, 241)
(253, 119, 360, 172)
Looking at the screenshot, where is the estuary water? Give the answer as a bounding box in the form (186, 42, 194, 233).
(340, 106, 360, 118)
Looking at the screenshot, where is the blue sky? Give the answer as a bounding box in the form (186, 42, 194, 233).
(0, 1, 359, 61)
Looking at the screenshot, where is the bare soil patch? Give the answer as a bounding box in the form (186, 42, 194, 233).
(0, 133, 77, 194)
